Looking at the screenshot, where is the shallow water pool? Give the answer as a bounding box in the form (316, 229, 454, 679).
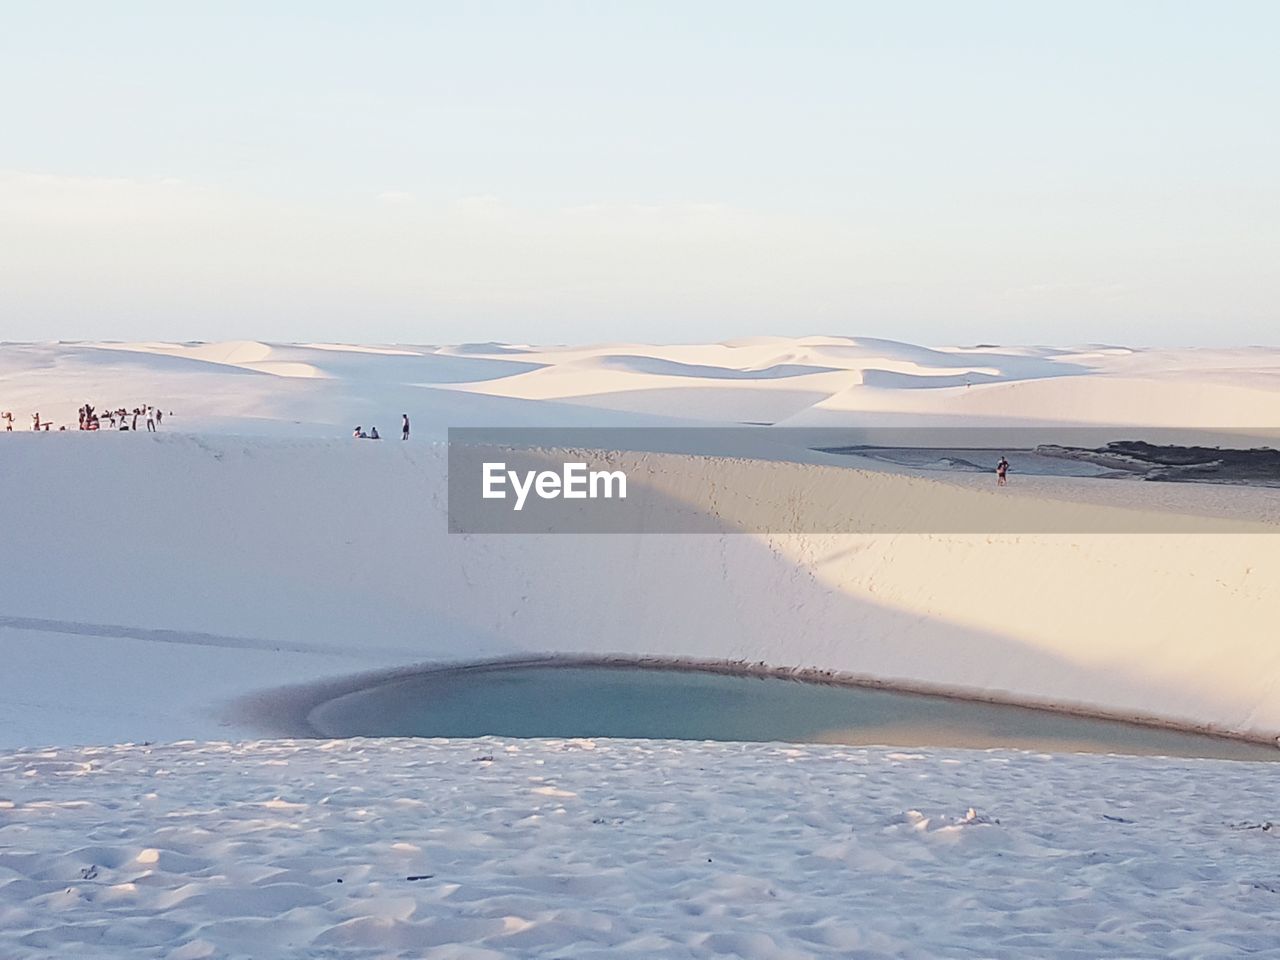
(307, 664, 1280, 761)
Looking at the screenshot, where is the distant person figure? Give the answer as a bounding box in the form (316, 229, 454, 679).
(146, 411, 155, 432)
(155, 409, 163, 426)
(132, 412, 139, 431)
(996, 456, 1009, 486)
(369, 426, 381, 440)
(353, 426, 367, 439)
(401, 414, 410, 440)
(2, 411, 12, 431)
(32, 412, 41, 431)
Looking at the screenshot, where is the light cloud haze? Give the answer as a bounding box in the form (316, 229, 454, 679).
(1, 1, 1276, 345)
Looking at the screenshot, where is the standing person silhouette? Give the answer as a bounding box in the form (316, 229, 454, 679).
(401, 414, 410, 440)
(996, 456, 1009, 486)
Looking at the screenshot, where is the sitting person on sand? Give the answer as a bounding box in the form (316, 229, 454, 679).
(353, 426, 367, 439)
(369, 426, 381, 440)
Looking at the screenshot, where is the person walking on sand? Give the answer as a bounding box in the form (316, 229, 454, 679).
(401, 413, 410, 440)
(146, 410, 155, 432)
(996, 455, 1009, 486)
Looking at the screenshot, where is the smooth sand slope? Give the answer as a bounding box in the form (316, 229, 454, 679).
(2, 434, 1279, 749)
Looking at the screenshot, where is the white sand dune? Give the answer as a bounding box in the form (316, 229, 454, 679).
(1, 434, 1278, 749)
(4, 336, 1280, 956)
(3, 337, 1279, 745)
(8, 337, 1280, 431)
(784, 372, 1280, 429)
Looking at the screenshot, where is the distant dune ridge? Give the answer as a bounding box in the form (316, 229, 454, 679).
(4, 337, 1280, 434)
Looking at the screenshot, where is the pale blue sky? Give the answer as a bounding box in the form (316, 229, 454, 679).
(2, 1, 1276, 345)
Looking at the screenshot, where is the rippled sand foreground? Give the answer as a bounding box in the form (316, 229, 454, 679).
(3, 737, 1279, 959)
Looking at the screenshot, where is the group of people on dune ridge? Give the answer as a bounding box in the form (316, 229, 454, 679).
(1, 404, 171, 432)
